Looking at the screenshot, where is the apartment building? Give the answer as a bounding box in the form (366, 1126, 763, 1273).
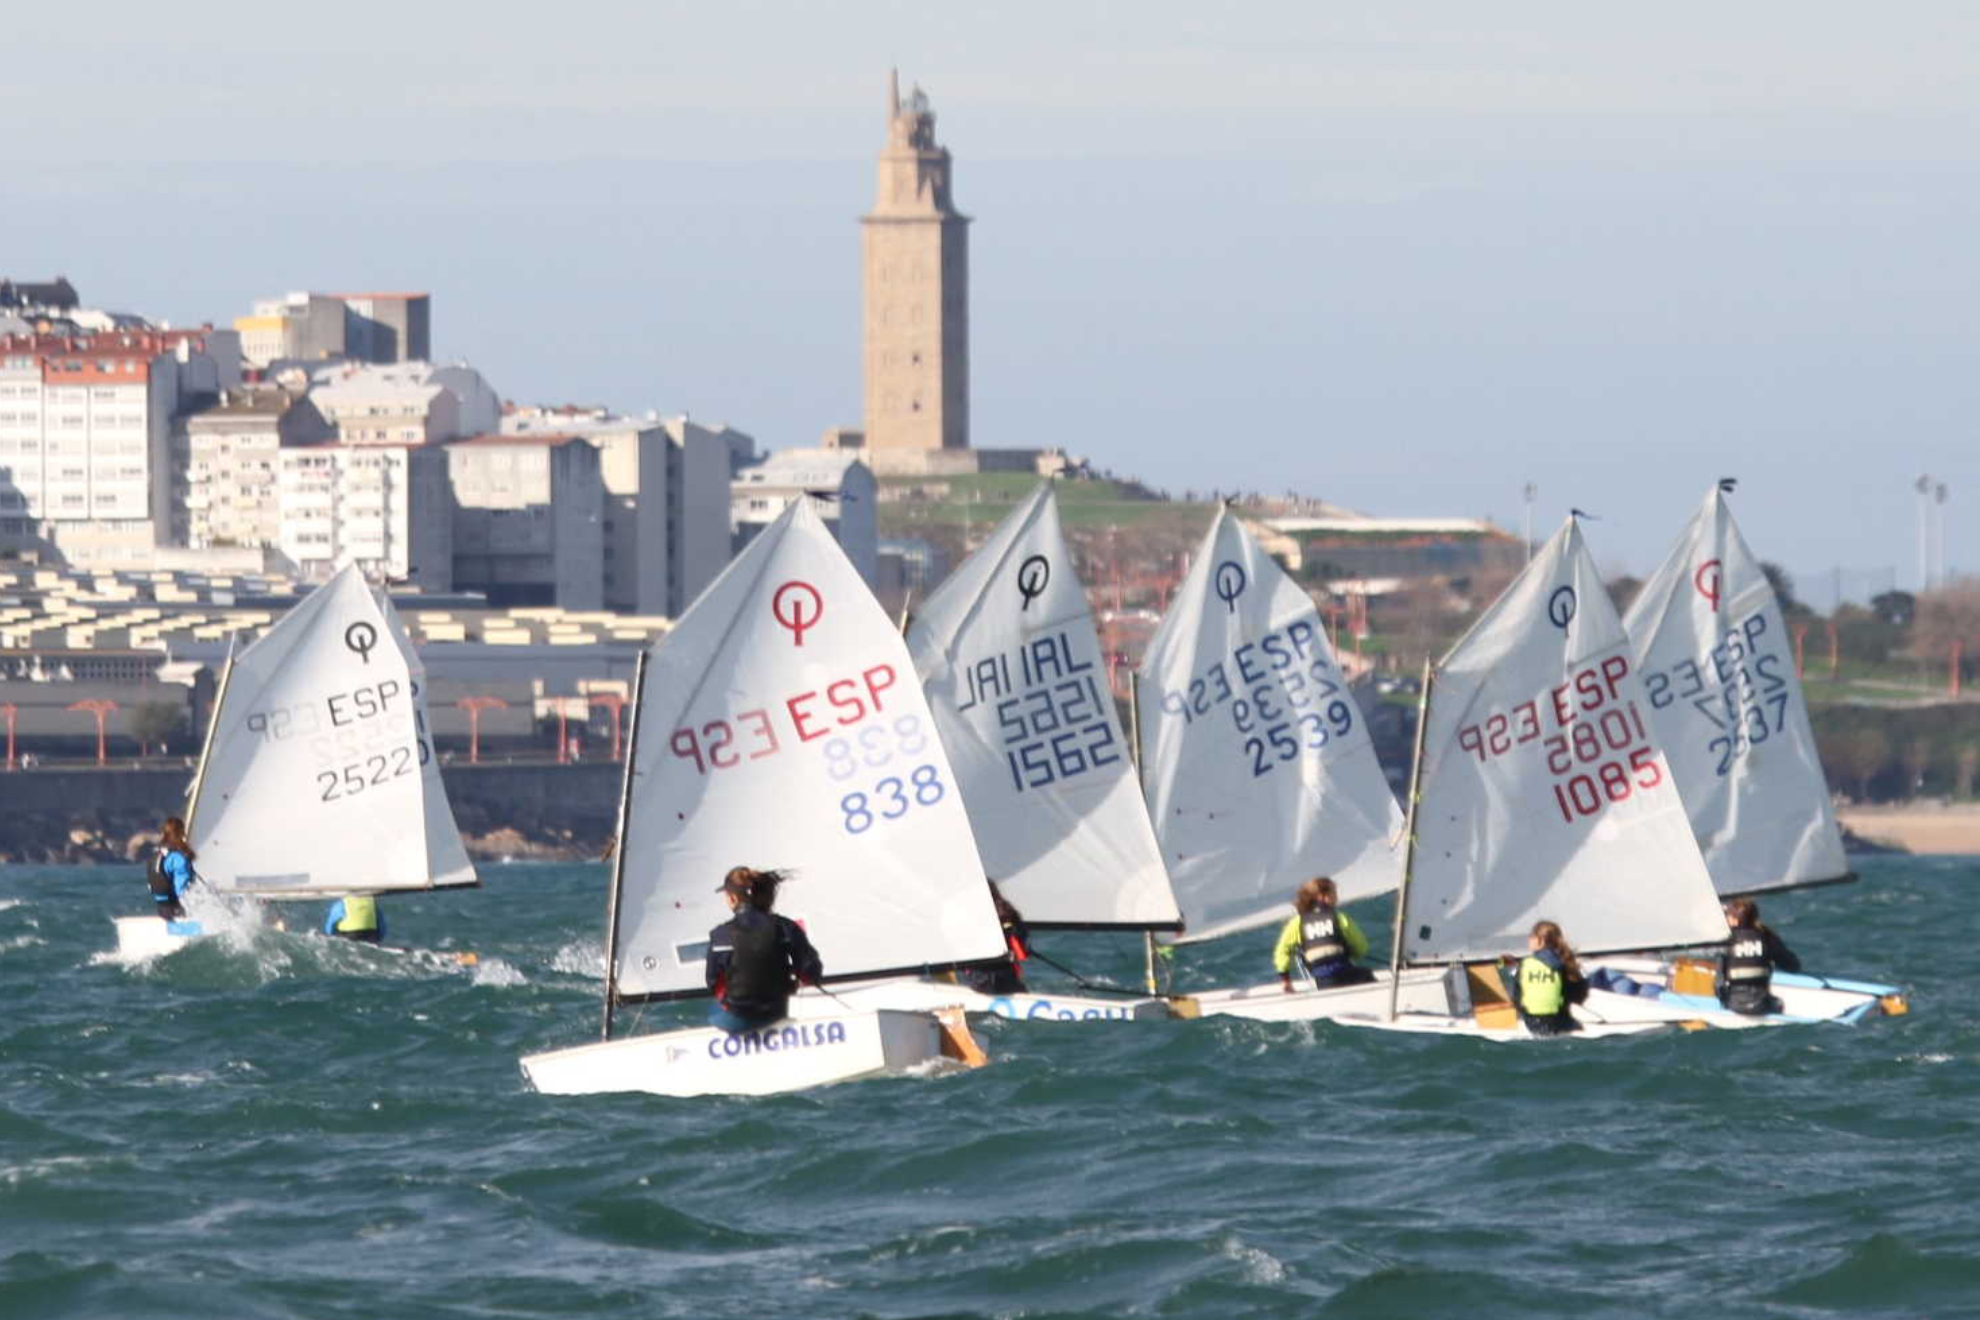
(181, 389, 333, 551)
(446, 433, 604, 609)
(732, 448, 878, 584)
(0, 329, 241, 564)
(233, 291, 431, 368)
(501, 407, 747, 615)
(277, 440, 451, 589)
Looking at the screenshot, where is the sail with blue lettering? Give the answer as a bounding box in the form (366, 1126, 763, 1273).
(1622, 487, 1847, 896)
(907, 483, 1180, 930)
(1401, 518, 1724, 963)
(1136, 507, 1404, 944)
(611, 497, 1008, 1000)
(190, 564, 475, 895)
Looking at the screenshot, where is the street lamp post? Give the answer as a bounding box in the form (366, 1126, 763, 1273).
(67, 698, 117, 767)
(456, 696, 509, 765)
(0, 702, 15, 770)
(587, 691, 628, 762)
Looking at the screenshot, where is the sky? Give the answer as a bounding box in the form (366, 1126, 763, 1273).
(7, 2, 1977, 601)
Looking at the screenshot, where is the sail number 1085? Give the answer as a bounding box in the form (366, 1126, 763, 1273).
(1547, 703, 1663, 824)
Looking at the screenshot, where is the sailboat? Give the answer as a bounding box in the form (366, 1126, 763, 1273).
(518, 498, 1010, 1098)
(1337, 517, 1727, 1038)
(112, 564, 477, 960)
(1132, 506, 1449, 1023)
(1579, 484, 1907, 1024)
(800, 482, 1180, 1022)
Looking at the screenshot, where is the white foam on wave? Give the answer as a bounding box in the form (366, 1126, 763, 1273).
(0, 898, 23, 912)
(550, 939, 606, 978)
(1220, 1234, 1288, 1285)
(470, 958, 527, 987)
(0, 934, 46, 951)
(0, 1154, 119, 1187)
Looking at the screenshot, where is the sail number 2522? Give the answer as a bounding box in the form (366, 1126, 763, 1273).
(316, 740, 428, 801)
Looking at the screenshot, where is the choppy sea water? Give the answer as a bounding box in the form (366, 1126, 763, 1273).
(1, 856, 1975, 1320)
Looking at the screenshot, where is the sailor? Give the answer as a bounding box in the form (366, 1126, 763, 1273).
(1717, 898, 1801, 1016)
(1508, 919, 1588, 1036)
(958, 879, 1031, 996)
(147, 816, 199, 921)
(705, 867, 824, 1033)
(323, 894, 385, 944)
(1272, 877, 1374, 992)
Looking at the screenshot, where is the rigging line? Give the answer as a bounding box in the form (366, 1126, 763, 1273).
(1024, 947, 1144, 997)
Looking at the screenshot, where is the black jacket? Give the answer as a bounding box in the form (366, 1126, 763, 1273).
(705, 908, 824, 1021)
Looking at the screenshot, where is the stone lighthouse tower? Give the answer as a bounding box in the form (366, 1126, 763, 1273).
(860, 71, 970, 471)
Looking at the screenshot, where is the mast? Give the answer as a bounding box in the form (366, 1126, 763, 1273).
(1384, 657, 1436, 1022)
(183, 638, 238, 839)
(599, 649, 649, 1041)
(1129, 670, 1157, 994)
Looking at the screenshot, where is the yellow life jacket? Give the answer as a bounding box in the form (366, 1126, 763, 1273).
(1517, 954, 1564, 1016)
(336, 894, 379, 933)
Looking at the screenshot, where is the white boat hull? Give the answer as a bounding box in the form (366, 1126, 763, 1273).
(1176, 967, 1454, 1023)
(519, 1008, 975, 1098)
(112, 914, 206, 960)
(1333, 1008, 1671, 1040)
(789, 978, 1169, 1022)
(1584, 955, 1907, 1026)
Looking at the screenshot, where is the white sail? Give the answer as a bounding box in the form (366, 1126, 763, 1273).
(612, 497, 1007, 999)
(1403, 518, 1725, 963)
(378, 586, 477, 890)
(1622, 487, 1847, 896)
(907, 483, 1179, 929)
(191, 564, 476, 895)
(1136, 507, 1403, 944)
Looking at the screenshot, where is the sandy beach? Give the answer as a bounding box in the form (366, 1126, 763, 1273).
(1837, 804, 1980, 856)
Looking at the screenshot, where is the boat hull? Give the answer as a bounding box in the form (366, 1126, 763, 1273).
(519, 1009, 974, 1098)
(789, 978, 1168, 1022)
(111, 915, 205, 960)
(1583, 955, 1906, 1025)
(1175, 967, 1453, 1023)
(1332, 1009, 1670, 1040)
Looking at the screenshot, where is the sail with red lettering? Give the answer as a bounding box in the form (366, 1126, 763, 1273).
(190, 564, 475, 895)
(907, 483, 1180, 930)
(1401, 518, 1724, 963)
(610, 497, 1008, 1000)
(1136, 507, 1403, 944)
(1622, 487, 1847, 896)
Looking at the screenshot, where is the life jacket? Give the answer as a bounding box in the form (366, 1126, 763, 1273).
(335, 894, 379, 934)
(1517, 953, 1566, 1017)
(720, 909, 789, 1018)
(147, 849, 179, 902)
(1299, 907, 1350, 977)
(1722, 927, 1773, 1013)
(1002, 918, 1029, 965)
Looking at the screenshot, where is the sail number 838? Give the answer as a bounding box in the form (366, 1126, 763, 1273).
(840, 764, 947, 834)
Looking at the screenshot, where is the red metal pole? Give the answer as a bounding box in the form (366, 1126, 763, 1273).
(556, 707, 568, 764)
(1, 703, 15, 770)
(1954, 641, 1963, 698)
(1793, 623, 1808, 679)
(469, 707, 482, 764)
(1827, 621, 1839, 679)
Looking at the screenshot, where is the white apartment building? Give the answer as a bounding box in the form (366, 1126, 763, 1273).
(501, 407, 749, 615)
(732, 449, 878, 584)
(277, 440, 451, 589)
(182, 389, 332, 551)
(446, 433, 604, 609)
(306, 361, 464, 446)
(0, 329, 241, 564)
